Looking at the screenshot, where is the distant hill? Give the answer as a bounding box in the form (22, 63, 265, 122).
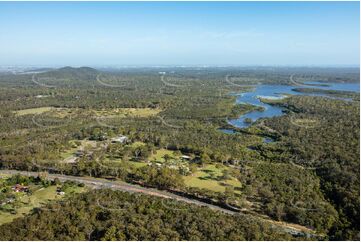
(34, 66, 99, 86)
(43, 66, 98, 78)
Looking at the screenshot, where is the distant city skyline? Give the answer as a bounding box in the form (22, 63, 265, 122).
(0, 1, 359, 66)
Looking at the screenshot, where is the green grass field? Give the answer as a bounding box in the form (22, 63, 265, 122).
(13, 107, 75, 119)
(183, 164, 242, 193)
(128, 161, 148, 168)
(14, 107, 53, 116)
(149, 149, 179, 162)
(60, 147, 78, 159)
(103, 155, 148, 169)
(94, 108, 162, 118)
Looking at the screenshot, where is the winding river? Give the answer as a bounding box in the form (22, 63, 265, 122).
(226, 81, 360, 129)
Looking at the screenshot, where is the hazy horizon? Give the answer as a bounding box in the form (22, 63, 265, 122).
(0, 1, 359, 66)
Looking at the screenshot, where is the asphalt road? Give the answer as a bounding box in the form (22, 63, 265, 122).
(0, 169, 314, 236)
(0, 169, 234, 214)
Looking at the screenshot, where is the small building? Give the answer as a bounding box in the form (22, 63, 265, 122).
(12, 184, 29, 193)
(110, 135, 128, 144)
(56, 187, 65, 195)
(181, 155, 191, 160)
(35, 95, 49, 98)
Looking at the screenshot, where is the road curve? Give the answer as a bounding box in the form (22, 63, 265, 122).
(0, 169, 315, 236)
(0, 169, 234, 214)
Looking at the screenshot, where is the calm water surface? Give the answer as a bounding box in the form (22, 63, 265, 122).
(227, 82, 360, 129)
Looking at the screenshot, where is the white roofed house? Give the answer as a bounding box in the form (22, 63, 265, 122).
(110, 135, 128, 144)
(181, 155, 191, 160)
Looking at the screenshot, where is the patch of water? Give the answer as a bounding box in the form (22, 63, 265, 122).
(226, 82, 359, 129)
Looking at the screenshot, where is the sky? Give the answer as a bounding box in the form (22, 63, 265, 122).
(0, 1, 359, 67)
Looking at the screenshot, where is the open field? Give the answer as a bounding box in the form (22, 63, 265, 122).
(60, 147, 79, 159)
(130, 141, 146, 148)
(13, 107, 76, 119)
(93, 108, 162, 118)
(60, 140, 98, 162)
(184, 164, 242, 193)
(149, 148, 179, 162)
(14, 107, 53, 116)
(128, 160, 148, 168)
(101, 157, 148, 169)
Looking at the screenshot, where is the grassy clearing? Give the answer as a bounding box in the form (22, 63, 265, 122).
(130, 141, 146, 148)
(13, 107, 75, 118)
(94, 108, 162, 118)
(183, 164, 242, 193)
(103, 157, 148, 169)
(14, 107, 53, 116)
(60, 140, 97, 159)
(149, 149, 179, 162)
(103, 150, 148, 169)
(60, 147, 78, 159)
(47, 108, 77, 118)
(128, 161, 148, 168)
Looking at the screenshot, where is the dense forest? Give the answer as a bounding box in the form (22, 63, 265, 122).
(0, 67, 359, 240)
(0, 189, 302, 241)
(260, 96, 360, 240)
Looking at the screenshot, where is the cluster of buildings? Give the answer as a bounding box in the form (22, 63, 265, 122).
(73, 135, 129, 159)
(12, 184, 29, 193)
